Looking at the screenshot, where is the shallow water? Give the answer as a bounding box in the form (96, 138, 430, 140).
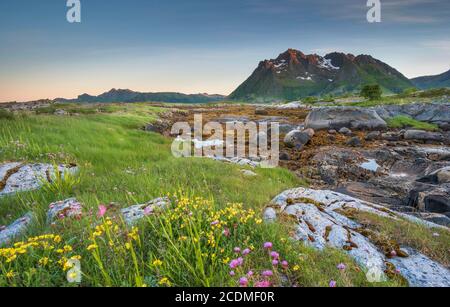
(359, 159, 380, 172)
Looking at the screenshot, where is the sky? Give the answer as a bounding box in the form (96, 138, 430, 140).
(0, 0, 449, 102)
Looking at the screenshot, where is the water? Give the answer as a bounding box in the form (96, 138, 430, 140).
(359, 159, 380, 172)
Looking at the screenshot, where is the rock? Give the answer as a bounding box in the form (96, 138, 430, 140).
(0, 163, 79, 198)
(211, 156, 261, 168)
(339, 127, 352, 135)
(365, 131, 381, 141)
(404, 130, 444, 143)
(279, 152, 290, 161)
(410, 213, 450, 227)
(407, 184, 450, 214)
(328, 129, 337, 134)
(241, 169, 257, 177)
(47, 198, 83, 224)
(381, 132, 402, 142)
(271, 188, 388, 274)
(54, 109, 68, 116)
(418, 166, 450, 184)
(346, 137, 362, 147)
(284, 129, 314, 149)
(263, 207, 277, 222)
(122, 197, 170, 225)
(255, 108, 269, 115)
(375, 103, 450, 128)
(270, 187, 450, 286)
(145, 119, 171, 134)
(389, 247, 450, 287)
(305, 107, 387, 131)
(0, 213, 33, 246)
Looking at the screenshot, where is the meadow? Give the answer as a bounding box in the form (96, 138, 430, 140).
(0, 104, 404, 287)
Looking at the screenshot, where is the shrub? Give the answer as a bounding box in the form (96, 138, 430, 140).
(360, 84, 382, 100)
(0, 109, 15, 120)
(302, 96, 318, 104)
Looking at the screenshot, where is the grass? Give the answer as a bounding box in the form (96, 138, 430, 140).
(350, 211, 450, 267)
(0, 103, 433, 287)
(386, 115, 439, 131)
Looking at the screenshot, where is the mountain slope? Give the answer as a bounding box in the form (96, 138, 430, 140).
(229, 49, 414, 101)
(411, 69, 450, 90)
(56, 89, 226, 104)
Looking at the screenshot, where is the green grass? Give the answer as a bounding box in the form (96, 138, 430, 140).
(0, 104, 408, 287)
(387, 115, 439, 131)
(350, 211, 450, 267)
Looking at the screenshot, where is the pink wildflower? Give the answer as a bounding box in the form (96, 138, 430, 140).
(337, 263, 346, 271)
(239, 277, 248, 287)
(144, 206, 153, 216)
(255, 281, 271, 287)
(263, 242, 273, 249)
(329, 280, 337, 288)
(270, 251, 280, 260)
(97, 205, 107, 218)
(234, 247, 241, 254)
(281, 260, 289, 269)
(262, 270, 273, 277)
(242, 248, 251, 256)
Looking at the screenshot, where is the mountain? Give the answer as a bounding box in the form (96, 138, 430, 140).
(56, 89, 226, 103)
(229, 49, 414, 101)
(411, 69, 450, 90)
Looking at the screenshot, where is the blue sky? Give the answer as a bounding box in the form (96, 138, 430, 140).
(0, 0, 449, 101)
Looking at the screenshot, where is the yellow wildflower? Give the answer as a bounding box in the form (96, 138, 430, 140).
(87, 244, 98, 251)
(152, 259, 163, 266)
(158, 277, 172, 287)
(6, 270, 15, 279)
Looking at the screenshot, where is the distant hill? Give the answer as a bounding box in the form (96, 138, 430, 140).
(229, 49, 414, 102)
(56, 89, 226, 103)
(411, 69, 450, 90)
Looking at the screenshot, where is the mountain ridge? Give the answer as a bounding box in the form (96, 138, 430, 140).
(411, 69, 450, 90)
(54, 88, 226, 104)
(229, 49, 414, 102)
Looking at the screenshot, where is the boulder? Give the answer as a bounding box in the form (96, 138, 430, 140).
(241, 169, 257, 177)
(54, 109, 68, 116)
(122, 197, 170, 225)
(263, 207, 277, 222)
(365, 131, 381, 141)
(404, 130, 444, 143)
(305, 107, 387, 131)
(339, 127, 352, 135)
(284, 129, 314, 149)
(47, 198, 83, 224)
(375, 103, 450, 128)
(381, 132, 402, 142)
(417, 166, 450, 184)
(0, 213, 33, 246)
(346, 137, 362, 147)
(407, 184, 450, 214)
(0, 163, 79, 198)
